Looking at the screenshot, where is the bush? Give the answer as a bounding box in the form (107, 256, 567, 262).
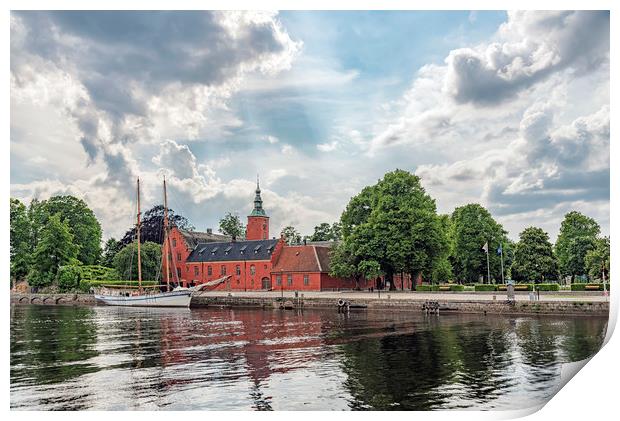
(56, 265, 119, 292)
(474, 284, 498, 291)
(449, 284, 465, 291)
(570, 283, 610, 292)
(416, 284, 465, 292)
(535, 283, 560, 291)
(417, 284, 438, 291)
(57, 266, 81, 291)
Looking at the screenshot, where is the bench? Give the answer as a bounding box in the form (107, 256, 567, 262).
(585, 285, 601, 290)
(439, 286, 451, 291)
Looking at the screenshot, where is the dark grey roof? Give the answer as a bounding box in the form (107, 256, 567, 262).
(178, 229, 231, 248)
(186, 239, 279, 263)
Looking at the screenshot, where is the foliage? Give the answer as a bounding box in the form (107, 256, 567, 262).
(281, 225, 302, 245)
(450, 204, 510, 283)
(335, 169, 447, 291)
(57, 266, 82, 291)
(418, 284, 464, 292)
(113, 241, 162, 281)
(585, 237, 610, 281)
(29, 195, 102, 265)
(101, 238, 122, 267)
(474, 284, 498, 291)
(510, 227, 559, 283)
(308, 222, 341, 241)
(534, 283, 560, 291)
(219, 212, 245, 240)
(10, 198, 31, 283)
(431, 256, 453, 284)
(120, 205, 194, 246)
(570, 283, 610, 292)
(555, 211, 600, 279)
(29, 214, 79, 287)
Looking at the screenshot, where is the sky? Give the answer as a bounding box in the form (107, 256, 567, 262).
(10, 11, 610, 242)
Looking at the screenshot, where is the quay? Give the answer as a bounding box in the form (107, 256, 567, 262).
(11, 290, 610, 316)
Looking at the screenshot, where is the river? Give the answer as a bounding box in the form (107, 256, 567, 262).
(10, 305, 607, 411)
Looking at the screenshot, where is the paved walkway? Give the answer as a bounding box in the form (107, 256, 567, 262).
(197, 290, 609, 303)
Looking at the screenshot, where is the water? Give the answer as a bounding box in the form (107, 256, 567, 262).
(10, 305, 607, 411)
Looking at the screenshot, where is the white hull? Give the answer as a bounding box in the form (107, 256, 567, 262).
(94, 290, 192, 307)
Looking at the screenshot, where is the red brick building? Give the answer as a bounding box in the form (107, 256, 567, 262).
(161, 179, 415, 291)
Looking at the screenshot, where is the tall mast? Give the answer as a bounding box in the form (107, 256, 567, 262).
(136, 177, 142, 292)
(163, 176, 170, 292)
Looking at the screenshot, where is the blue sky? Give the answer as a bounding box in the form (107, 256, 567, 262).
(10, 11, 609, 241)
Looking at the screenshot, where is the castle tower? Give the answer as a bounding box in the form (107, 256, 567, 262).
(246, 175, 269, 240)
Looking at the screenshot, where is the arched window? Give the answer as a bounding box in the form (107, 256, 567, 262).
(221, 265, 226, 275)
(236, 265, 241, 276)
(250, 265, 256, 275)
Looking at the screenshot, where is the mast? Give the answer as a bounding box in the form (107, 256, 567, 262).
(136, 177, 142, 293)
(163, 176, 170, 292)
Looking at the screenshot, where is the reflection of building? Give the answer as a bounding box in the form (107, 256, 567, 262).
(162, 178, 410, 290)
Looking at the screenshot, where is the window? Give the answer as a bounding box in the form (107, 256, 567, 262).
(304, 275, 309, 286)
(287, 274, 293, 286)
(264, 264, 267, 269)
(221, 265, 226, 275)
(177, 253, 181, 261)
(250, 265, 256, 275)
(177, 268, 181, 278)
(276, 275, 282, 286)
(207, 266, 212, 276)
(236, 265, 241, 276)
(194, 266, 199, 276)
(172, 238, 177, 247)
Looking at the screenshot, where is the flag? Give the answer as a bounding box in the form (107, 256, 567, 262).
(497, 244, 503, 255)
(482, 242, 488, 253)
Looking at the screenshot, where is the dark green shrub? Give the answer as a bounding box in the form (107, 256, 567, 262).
(57, 266, 81, 291)
(474, 284, 498, 291)
(449, 284, 465, 291)
(417, 284, 437, 292)
(571, 283, 610, 292)
(535, 283, 560, 291)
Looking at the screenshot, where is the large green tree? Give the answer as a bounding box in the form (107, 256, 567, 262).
(510, 227, 559, 283)
(555, 211, 600, 281)
(113, 241, 162, 281)
(219, 212, 245, 240)
(450, 204, 509, 283)
(585, 236, 610, 281)
(29, 214, 79, 288)
(335, 169, 446, 290)
(30, 195, 102, 265)
(10, 198, 32, 284)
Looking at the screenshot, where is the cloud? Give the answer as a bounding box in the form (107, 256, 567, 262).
(317, 141, 338, 152)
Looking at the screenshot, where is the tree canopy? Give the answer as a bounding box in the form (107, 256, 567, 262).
(281, 226, 302, 245)
(308, 222, 341, 241)
(113, 241, 162, 281)
(10, 198, 31, 283)
(333, 169, 446, 290)
(219, 212, 245, 240)
(101, 238, 122, 268)
(510, 227, 559, 283)
(555, 211, 600, 279)
(119, 205, 194, 246)
(29, 195, 102, 265)
(450, 204, 509, 283)
(585, 236, 610, 281)
(29, 214, 79, 287)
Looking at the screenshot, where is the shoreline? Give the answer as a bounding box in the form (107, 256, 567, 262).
(10, 291, 610, 316)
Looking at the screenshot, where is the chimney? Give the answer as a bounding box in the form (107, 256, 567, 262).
(303, 238, 307, 246)
(207, 228, 212, 234)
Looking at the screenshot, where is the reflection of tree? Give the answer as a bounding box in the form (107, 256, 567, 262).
(559, 318, 607, 362)
(11, 306, 99, 386)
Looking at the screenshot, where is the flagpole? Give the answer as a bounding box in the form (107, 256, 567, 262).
(486, 250, 491, 284)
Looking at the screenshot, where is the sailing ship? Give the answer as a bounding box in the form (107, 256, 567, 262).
(94, 177, 222, 307)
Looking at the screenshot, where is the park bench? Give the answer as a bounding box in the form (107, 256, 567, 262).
(585, 285, 601, 290)
(439, 286, 451, 291)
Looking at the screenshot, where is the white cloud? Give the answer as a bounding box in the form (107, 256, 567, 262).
(317, 141, 338, 152)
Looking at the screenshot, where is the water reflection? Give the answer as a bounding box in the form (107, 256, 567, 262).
(10, 305, 607, 411)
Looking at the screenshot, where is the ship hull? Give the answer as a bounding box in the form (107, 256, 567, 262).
(94, 290, 192, 307)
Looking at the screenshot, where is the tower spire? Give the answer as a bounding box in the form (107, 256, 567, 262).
(250, 174, 266, 217)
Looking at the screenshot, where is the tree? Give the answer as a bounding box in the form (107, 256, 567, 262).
(10, 198, 31, 285)
(510, 227, 559, 283)
(555, 211, 601, 281)
(29, 214, 79, 288)
(309, 222, 341, 241)
(281, 226, 302, 245)
(113, 241, 162, 281)
(119, 205, 194, 246)
(101, 238, 122, 267)
(330, 240, 381, 290)
(585, 237, 610, 281)
(337, 169, 446, 290)
(219, 212, 245, 240)
(450, 204, 509, 283)
(29, 195, 103, 265)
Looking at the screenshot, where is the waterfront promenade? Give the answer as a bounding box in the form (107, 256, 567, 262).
(195, 289, 609, 303)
